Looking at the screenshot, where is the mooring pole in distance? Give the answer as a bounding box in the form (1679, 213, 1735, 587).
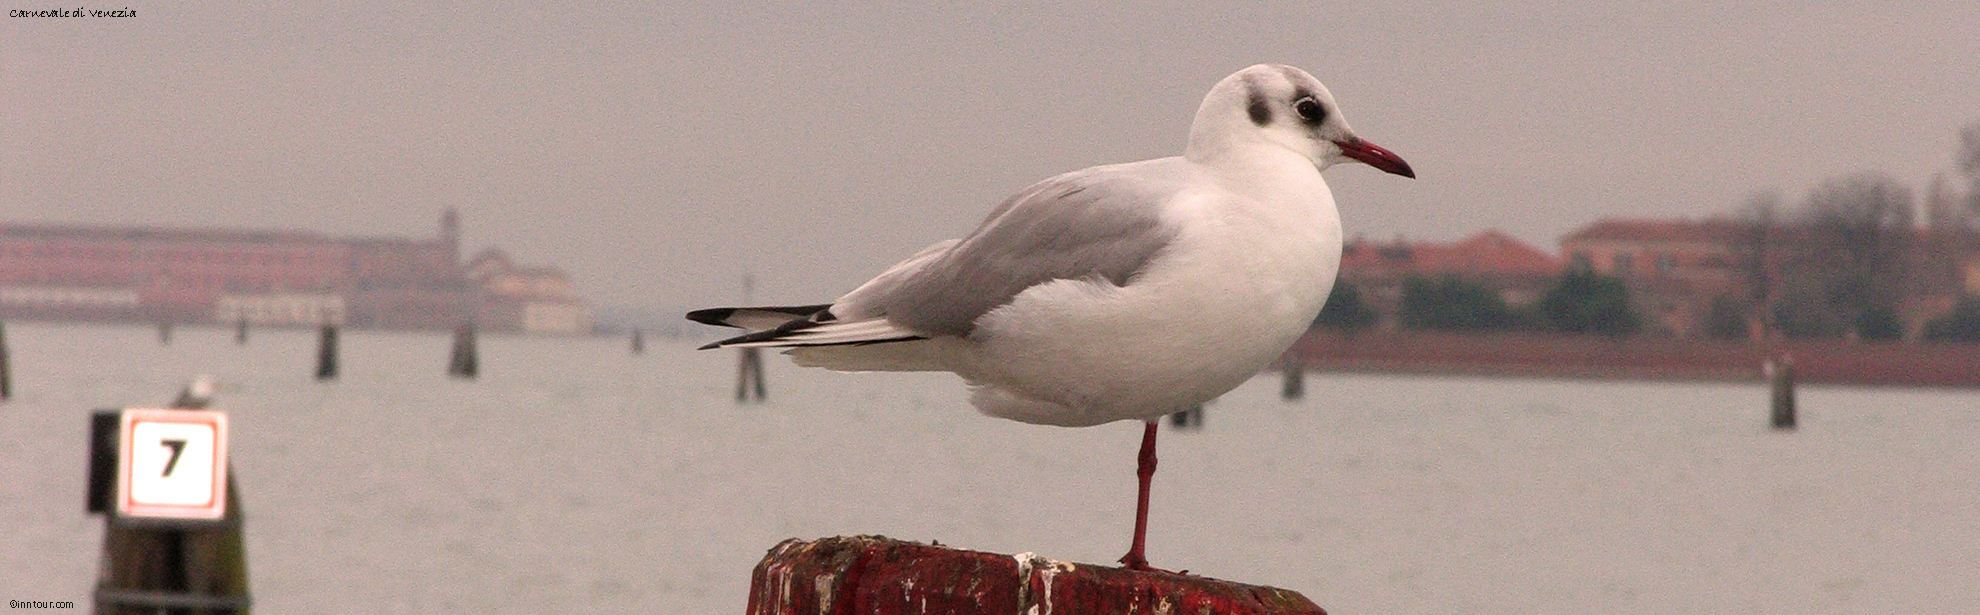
(157, 322, 172, 345)
(1767, 353, 1796, 431)
(747, 536, 1326, 615)
(1281, 350, 1305, 400)
(1168, 404, 1204, 430)
(630, 329, 644, 355)
(732, 272, 765, 402)
(87, 380, 252, 614)
(315, 323, 338, 381)
(235, 317, 249, 345)
(735, 346, 766, 402)
(448, 323, 478, 379)
(0, 321, 12, 401)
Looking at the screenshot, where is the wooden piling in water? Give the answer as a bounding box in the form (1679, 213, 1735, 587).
(1767, 353, 1796, 430)
(157, 322, 172, 345)
(235, 318, 249, 345)
(1168, 404, 1204, 429)
(747, 536, 1327, 615)
(735, 347, 766, 402)
(95, 485, 251, 614)
(1281, 350, 1305, 400)
(449, 323, 478, 379)
(0, 321, 11, 401)
(315, 324, 338, 381)
(91, 380, 252, 614)
(630, 329, 644, 355)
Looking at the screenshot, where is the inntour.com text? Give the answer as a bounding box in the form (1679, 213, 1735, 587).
(9, 600, 76, 609)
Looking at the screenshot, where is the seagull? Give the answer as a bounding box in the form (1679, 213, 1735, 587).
(688, 63, 1413, 571)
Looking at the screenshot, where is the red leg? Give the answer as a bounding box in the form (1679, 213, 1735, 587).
(1120, 420, 1158, 570)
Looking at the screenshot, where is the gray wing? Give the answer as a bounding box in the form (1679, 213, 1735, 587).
(836, 157, 1195, 337)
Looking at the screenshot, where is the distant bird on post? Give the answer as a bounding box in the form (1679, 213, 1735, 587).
(688, 64, 1413, 570)
(171, 374, 218, 409)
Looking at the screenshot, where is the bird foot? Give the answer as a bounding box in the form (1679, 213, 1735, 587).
(1119, 552, 1148, 570)
(1117, 552, 1178, 574)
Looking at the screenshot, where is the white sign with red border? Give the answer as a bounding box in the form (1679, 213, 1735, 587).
(117, 408, 228, 521)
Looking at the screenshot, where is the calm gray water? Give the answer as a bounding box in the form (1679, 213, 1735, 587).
(2, 322, 1975, 614)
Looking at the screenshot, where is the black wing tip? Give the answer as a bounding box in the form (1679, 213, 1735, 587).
(685, 307, 737, 327)
(699, 317, 828, 350)
(700, 333, 929, 351)
(686, 304, 837, 328)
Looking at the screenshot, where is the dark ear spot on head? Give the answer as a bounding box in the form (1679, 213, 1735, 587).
(1246, 87, 1271, 126)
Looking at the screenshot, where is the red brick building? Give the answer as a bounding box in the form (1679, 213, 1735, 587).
(1338, 230, 1563, 330)
(0, 210, 590, 333)
(1557, 219, 1748, 336)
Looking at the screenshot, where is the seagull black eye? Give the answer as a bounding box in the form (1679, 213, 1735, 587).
(1294, 97, 1326, 125)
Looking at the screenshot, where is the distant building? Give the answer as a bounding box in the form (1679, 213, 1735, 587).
(465, 248, 592, 335)
(0, 210, 590, 334)
(1558, 218, 1747, 337)
(1338, 230, 1562, 330)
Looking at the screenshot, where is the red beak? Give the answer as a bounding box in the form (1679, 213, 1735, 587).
(1334, 138, 1415, 178)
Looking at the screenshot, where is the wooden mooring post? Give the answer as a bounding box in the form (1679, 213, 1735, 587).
(736, 347, 766, 402)
(88, 378, 252, 614)
(747, 536, 1327, 615)
(732, 272, 767, 402)
(315, 323, 338, 381)
(630, 328, 644, 355)
(449, 323, 479, 379)
(1, 321, 11, 401)
(235, 318, 249, 345)
(1168, 404, 1204, 429)
(1766, 353, 1796, 431)
(1281, 350, 1305, 400)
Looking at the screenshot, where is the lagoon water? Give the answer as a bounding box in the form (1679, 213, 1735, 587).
(2, 322, 1976, 614)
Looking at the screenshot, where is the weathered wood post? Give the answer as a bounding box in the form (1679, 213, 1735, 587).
(1168, 404, 1204, 429)
(736, 347, 766, 402)
(1281, 349, 1305, 400)
(1767, 353, 1796, 430)
(747, 536, 1328, 615)
(0, 321, 11, 401)
(630, 328, 644, 355)
(731, 272, 767, 402)
(449, 323, 478, 379)
(315, 323, 338, 381)
(235, 317, 249, 345)
(88, 378, 251, 614)
(157, 321, 172, 345)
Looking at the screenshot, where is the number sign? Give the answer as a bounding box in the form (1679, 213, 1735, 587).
(117, 408, 228, 520)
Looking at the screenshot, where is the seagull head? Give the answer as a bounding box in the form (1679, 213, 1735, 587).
(1188, 64, 1414, 179)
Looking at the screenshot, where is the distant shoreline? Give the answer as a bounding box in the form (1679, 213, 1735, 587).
(1288, 329, 1980, 389)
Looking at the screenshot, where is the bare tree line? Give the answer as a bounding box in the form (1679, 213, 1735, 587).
(1729, 121, 1980, 341)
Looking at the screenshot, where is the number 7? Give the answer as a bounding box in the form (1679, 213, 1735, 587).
(160, 439, 188, 477)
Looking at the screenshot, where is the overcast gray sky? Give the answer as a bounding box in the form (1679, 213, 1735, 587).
(7, 2, 1979, 315)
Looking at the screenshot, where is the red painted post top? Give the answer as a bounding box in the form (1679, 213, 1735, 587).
(746, 535, 1327, 615)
